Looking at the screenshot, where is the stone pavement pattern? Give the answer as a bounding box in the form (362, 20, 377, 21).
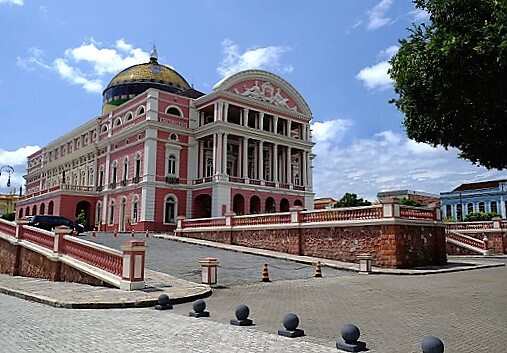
(0, 293, 337, 353)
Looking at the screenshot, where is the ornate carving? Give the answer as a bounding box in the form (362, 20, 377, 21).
(234, 81, 298, 112)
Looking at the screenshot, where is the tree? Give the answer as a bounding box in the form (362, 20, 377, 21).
(333, 193, 371, 208)
(399, 197, 423, 207)
(389, 0, 507, 169)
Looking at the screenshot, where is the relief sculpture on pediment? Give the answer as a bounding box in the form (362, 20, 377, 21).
(234, 80, 298, 112)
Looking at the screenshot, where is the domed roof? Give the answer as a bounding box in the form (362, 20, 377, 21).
(105, 57, 190, 90)
(102, 47, 191, 114)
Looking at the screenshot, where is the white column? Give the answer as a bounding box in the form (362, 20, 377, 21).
(223, 102, 229, 122)
(259, 112, 264, 131)
(242, 137, 249, 178)
(273, 116, 278, 133)
(287, 120, 292, 137)
(302, 151, 308, 186)
(198, 140, 204, 178)
(222, 133, 228, 175)
(273, 144, 278, 182)
(243, 108, 249, 127)
(286, 147, 292, 184)
(259, 141, 264, 180)
(213, 133, 222, 175)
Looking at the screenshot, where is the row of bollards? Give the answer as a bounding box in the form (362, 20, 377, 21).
(154, 295, 444, 352)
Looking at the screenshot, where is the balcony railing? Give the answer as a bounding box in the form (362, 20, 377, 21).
(109, 182, 116, 189)
(132, 176, 140, 184)
(165, 176, 180, 185)
(120, 179, 127, 187)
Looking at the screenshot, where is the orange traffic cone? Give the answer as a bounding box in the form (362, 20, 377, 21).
(315, 261, 323, 278)
(261, 263, 271, 282)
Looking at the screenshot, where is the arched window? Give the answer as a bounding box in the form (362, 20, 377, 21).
(19, 208, 24, 219)
(132, 196, 139, 224)
(48, 201, 54, 215)
(125, 112, 133, 121)
(134, 153, 142, 183)
(166, 106, 182, 116)
(164, 195, 177, 224)
(96, 201, 102, 227)
(111, 161, 117, 187)
(101, 125, 108, 133)
(25, 206, 30, 216)
(99, 166, 104, 187)
(137, 106, 145, 116)
(490, 201, 498, 214)
(167, 155, 176, 175)
(445, 205, 452, 218)
(478, 202, 485, 213)
(109, 200, 115, 225)
(123, 157, 129, 183)
(40, 203, 45, 215)
(467, 203, 474, 214)
(32, 205, 37, 215)
(456, 204, 462, 221)
(115, 118, 122, 127)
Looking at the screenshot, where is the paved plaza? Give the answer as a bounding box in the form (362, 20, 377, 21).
(0, 232, 505, 352)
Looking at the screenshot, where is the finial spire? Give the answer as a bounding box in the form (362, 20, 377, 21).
(150, 44, 158, 64)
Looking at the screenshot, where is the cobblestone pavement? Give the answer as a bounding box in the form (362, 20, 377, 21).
(1, 260, 505, 352)
(0, 293, 337, 353)
(82, 232, 352, 285)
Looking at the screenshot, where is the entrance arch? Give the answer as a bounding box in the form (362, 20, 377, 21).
(294, 199, 303, 207)
(194, 194, 212, 218)
(250, 195, 261, 214)
(76, 201, 91, 231)
(280, 198, 290, 212)
(233, 194, 245, 215)
(265, 197, 276, 213)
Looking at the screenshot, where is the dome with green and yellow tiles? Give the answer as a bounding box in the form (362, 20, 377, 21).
(102, 47, 191, 115)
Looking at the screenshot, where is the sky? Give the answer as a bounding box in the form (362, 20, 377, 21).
(0, 0, 504, 201)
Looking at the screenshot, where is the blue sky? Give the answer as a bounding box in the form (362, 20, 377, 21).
(0, 0, 504, 200)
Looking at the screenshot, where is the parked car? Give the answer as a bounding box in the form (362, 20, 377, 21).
(28, 215, 85, 234)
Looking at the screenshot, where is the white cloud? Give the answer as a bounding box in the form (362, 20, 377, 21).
(217, 39, 293, 78)
(409, 8, 430, 22)
(312, 119, 352, 143)
(0, 0, 23, 5)
(367, 0, 393, 30)
(17, 39, 150, 93)
(0, 146, 40, 194)
(356, 45, 398, 90)
(311, 119, 506, 201)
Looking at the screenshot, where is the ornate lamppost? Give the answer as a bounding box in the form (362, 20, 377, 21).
(0, 165, 14, 187)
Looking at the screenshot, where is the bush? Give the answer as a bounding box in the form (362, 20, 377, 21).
(399, 197, 423, 207)
(464, 212, 501, 222)
(1, 213, 15, 221)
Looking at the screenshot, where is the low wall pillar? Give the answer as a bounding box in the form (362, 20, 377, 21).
(120, 240, 147, 290)
(382, 198, 400, 218)
(15, 219, 29, 240)
(290, 206, 304, 223)
(176, 216, 185, 232)
(53, 226, 70, 254)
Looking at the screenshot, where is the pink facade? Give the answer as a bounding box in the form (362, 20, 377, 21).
(17, 63, 315, 232)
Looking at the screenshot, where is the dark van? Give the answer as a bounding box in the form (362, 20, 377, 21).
(28, 215, 85, 234)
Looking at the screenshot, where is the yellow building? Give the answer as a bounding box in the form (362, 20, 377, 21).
(0, 191, 20, 218)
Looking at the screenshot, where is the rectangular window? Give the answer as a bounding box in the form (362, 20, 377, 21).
(490, 201, 497, 214)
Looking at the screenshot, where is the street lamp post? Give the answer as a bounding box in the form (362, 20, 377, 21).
(0, 165, 14, 188)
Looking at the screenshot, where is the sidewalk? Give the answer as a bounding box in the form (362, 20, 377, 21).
(0, 268, 211, 309)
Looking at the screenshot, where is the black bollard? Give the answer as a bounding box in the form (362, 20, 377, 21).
(154, 293, 173, 310)
(336, 324, 367, 352)
(278, 313, 305, 338)
(230, 304, 253, 326)
(421, 336, 444, 353)
(189, 299, 210, 317)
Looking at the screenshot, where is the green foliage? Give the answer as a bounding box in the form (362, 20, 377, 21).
(389, 0, 507, 169)
(399, 197, 423, 207)
(443, 216, 456, 223)
(464, 212, 501, 222)
(1, 213, 15, 221)
(333, 193, 372, 208)
(75, 210, 87, 227)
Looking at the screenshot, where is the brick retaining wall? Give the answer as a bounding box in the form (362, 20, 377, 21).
(178, 222, 447, 269)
